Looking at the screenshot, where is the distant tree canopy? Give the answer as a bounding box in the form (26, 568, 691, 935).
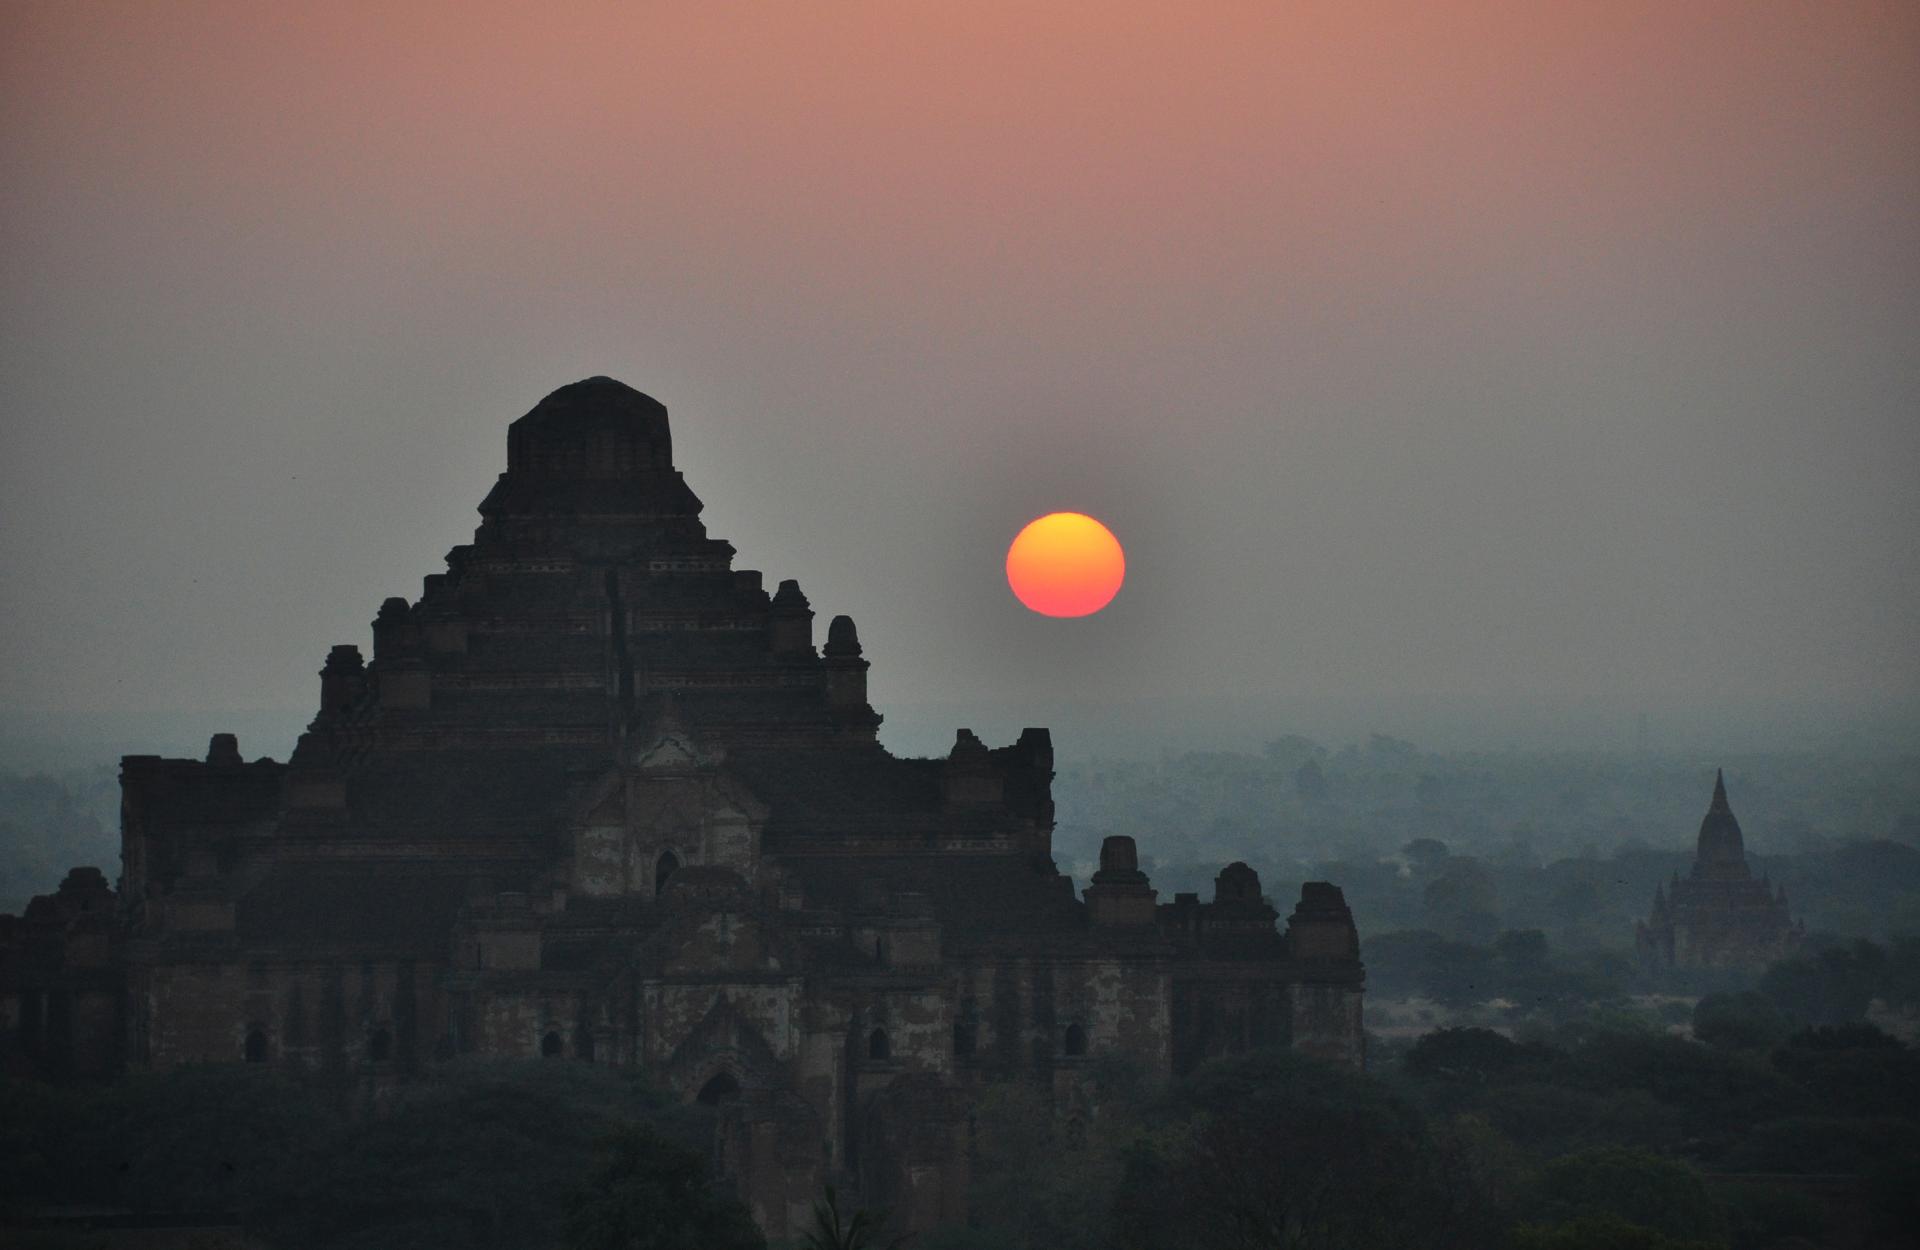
(1690, 992, 1790, 1052)
(1405, 1027, 1553, 1083)
(1758, 938, 1896, 1027)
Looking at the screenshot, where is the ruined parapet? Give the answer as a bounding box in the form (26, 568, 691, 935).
(1085, 835, 1157, 927)
(989, 727, 1055, 829)
(942, 729, 1003, 806)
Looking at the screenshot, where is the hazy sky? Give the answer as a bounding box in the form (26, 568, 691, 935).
(3, 2, 1916, 754)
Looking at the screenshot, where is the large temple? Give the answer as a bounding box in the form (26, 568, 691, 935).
(0, 377, 1365, 1237)
(1637, 770, 1803, 968)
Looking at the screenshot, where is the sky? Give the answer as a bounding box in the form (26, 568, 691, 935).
(2, 2, 1916, 758)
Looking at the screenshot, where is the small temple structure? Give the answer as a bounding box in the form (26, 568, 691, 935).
(1637, 770, 1803, 968)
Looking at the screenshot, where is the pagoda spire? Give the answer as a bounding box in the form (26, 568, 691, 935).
(1709, 768, 1730, 814)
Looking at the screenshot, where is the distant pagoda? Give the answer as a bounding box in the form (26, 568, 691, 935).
(1636, 770, 1802, 968)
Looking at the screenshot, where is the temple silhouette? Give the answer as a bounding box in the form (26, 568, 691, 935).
(1637, 770, 1803, 968)
(0, 378, 1365, 1236)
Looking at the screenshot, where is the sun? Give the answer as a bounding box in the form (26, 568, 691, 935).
(1005, 512, 1126, 617)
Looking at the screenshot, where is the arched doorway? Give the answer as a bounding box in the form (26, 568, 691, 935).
(243, 1028, 268, 1063)
(655, 850, 680, 894)
(541, 1029, 563, 1058)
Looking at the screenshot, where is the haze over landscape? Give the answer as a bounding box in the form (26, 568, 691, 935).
(3, 1, 1916, 761)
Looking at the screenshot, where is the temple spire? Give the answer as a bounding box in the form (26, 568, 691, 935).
(1709, 768, 1730, 814)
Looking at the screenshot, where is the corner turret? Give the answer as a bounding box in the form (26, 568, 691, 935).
(1085, 835, 1157, 926)
(769, 579, 814, 656)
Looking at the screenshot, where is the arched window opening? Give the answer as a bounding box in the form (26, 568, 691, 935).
(243, 1028, 268, 1063)
(874, 937, 885, 963)
(1064, 1023, 1088, 1057)
(367, 1028, 393, 1062)
(867, 1027, 891, 1061)
(541, 1029, 563, 1058)
(697, 1072, 741, 1106)
(952, 1018, 976, 1058)
(655, 850, 680, 894)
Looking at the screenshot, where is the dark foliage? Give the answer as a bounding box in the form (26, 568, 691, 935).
(564, 1125, 764, 1250)
(265, 1060, 691, 1250)
(1766, 1023, 1920, 1118)
(1508, 1212, 1723, 1250)
(1112, 1050, 1495, 1250)
(1528, 1149, 1723, 1243)
(798, 1183, 908, 1250)
(1756, 940, 1889, 1028)
(1405, 1026, 1556, 1082)
(1689, 993, 1790, 1052)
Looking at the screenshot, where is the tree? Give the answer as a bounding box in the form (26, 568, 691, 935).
(963, 1078, 1140, 1250)
(1560, 1033, 1811, 1160)
(0, 1077, 89, 1219)
(265, 1060, 691, 1250)
(1509, 1212, 1722, 1250)
(1404, 1027, 1552, 1083)
(1113, 1050, 1488, 1250)
(799, 1184, 908, 1250)
(79, 1064, 338, 1218)
(1690, 993, 1789, 1052)
(1758, 939, 1887, 1027)
(1769, 1023, 1920, 1117)
(1263, 735, 1325, 771)
(565, 1126, 763, 1250)
(1529, 1149, 1723, 1244)
(1495, 930, 1550, 967)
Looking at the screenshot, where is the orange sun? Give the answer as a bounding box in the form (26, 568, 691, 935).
(1005, 512, 1126, 617)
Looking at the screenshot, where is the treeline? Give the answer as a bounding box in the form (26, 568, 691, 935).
(933, 1021, 1919, 1250)
(1055, 740, 1920, 947)
(1360, 932, 1920, 1031)
(6, 1023, 1916, 1249)
(1, 1060, 762, 1250)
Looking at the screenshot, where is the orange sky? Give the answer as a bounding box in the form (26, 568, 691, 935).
(2, 2, 1916, 749)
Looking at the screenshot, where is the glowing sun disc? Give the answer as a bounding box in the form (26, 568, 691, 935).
(1006, 512, 1126, 617)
